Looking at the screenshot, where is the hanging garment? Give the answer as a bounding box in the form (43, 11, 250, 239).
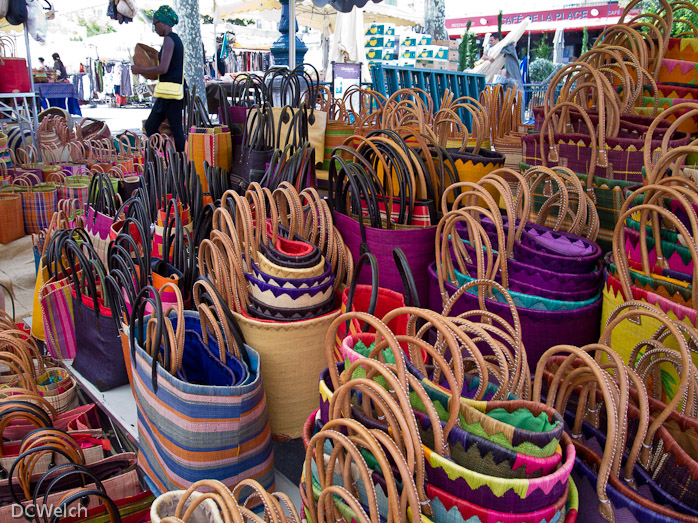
(120, 64, 133, 96)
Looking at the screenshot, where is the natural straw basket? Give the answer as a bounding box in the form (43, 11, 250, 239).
(133, 43, 160, 80)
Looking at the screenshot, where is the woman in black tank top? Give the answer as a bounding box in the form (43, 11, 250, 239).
(131, 5, 186, 152)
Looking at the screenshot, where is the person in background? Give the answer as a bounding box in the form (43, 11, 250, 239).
(131, 5, 186, 152)
(37, 57, 48, 71)
(485, 34, 525, 119)
(216, 43, 226, 77)
(485, 34, 523, 90)
(52, 53, 68, 81)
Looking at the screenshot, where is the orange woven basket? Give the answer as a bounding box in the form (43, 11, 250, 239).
(0, 194, 25, 244)
(133, 43, 160, 81)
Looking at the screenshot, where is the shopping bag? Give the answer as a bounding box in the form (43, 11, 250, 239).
(129, 280, 275, 494)
(185, 126, 233, 193)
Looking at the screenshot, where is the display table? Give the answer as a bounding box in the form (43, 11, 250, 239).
(61, 359, 138, 441)
(206, 81, 234, 114)
(34, 82, 82, 116)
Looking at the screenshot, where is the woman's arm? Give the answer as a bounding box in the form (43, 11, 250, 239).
(132, 36, 174, 77)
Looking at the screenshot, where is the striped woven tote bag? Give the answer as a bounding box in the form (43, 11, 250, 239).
(129, 281, 275, 495)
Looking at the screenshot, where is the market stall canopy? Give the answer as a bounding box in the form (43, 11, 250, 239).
(311, 0, 380, 13)
(218, 0, 420, 30)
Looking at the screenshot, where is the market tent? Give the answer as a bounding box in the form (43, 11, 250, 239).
(325, 5, 367, 82)
(218, 0, 419, 69)
(218, 0, 420, 31)
(552, 27, 565, 64)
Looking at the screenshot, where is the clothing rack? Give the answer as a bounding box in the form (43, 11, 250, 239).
(83, 58, 135, 100)
(224, 48, 273, 74)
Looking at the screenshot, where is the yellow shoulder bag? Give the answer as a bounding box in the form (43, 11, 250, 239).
(153, 81, 184, 100)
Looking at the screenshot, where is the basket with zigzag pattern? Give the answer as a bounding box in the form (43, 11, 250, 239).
(658, 58, 698, 87)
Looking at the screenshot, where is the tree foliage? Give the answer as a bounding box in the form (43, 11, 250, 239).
(641, 0, 698, 37)
(225, 18, 254, 26)
(529, 58, 556, 83)
(459, 21, 478, 71)
(78, 19, 116, 37)
(581, 27, 589, 54)
(140, 9, 154, 23)
(532, 35, 552, 61)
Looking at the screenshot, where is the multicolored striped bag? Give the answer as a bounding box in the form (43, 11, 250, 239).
(39, 270, 77, 361)
(602, 191, 698, 403)
(185, 126, 233, 193)
(129, 281, 275, 495)
(322, 121, 354, 172)
(1, 177, 58, 234)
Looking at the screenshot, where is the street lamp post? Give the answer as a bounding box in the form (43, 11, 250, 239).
(270, 0, 307, 67)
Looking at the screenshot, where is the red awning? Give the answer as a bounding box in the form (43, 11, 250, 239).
(447, 2, 638, 36)
(449, 17, 623, 36)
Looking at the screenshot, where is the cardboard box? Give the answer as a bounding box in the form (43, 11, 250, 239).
(365, 48, 383, 60)
(401, 34, 417, 47)
(442, 61, 459, 71)
(365, 35, 384, 48)
(448, 49, 460, 62)
(416, 46, 434, 59)
(417, 59, 436, 69)
(383, 59, 399, 67)
(398, 58, 416, 67)
(401, 49, 416, 60)
(417, 34, 432, 46)
(383, 49, 397, 61)
(449, 39, 460, 50)
(384, 36, 397, 48)
(365, 23, 395, 36)
(417, 45, 448, 60)
(434, 47, 449, 61)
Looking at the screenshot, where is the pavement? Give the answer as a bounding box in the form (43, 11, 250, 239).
(80, 105, 152, 134)
(0, 235, 36, 322)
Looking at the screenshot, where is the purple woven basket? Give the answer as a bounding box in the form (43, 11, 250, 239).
(449, 237, 602, 298)
(455, 218, 603, 274)
(428, 262, 602, 368)
(334, 211, 437, 307)
(448, 251, 602, 302)
(521, 127, 690, 184)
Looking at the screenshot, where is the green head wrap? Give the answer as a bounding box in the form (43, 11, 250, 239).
(153, 5, 178, 27)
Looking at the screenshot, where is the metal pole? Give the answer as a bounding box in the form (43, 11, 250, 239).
(290, 0, 296, 69)
(527, 30, 530, 64)
(24, 24, 40, 160)
(213, 1, 218, 78)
